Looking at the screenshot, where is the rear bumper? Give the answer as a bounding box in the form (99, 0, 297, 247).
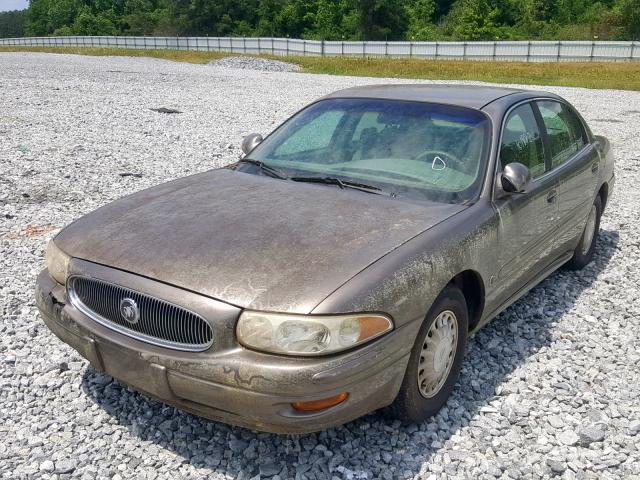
(36, 269, 412, 434)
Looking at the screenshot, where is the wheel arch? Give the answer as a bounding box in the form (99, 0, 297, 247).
(597, 182, 609, 212)
(449, 269, 485, 331)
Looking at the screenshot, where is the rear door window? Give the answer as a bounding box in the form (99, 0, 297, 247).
(537, 100, 586, 168)
(500, 104, 546, 179)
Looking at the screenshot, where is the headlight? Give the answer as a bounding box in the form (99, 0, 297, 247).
(236, 311, 393, 356)
(45, 240, 71, 285)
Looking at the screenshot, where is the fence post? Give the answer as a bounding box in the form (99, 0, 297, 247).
(321, 39, 325, 57)
(385, 40, 388, 57)
(630, 42, 636, 61)
(463, 41, 467, 60)
(303, 40, 306, 56)
(409, 41, 413, 58)
(526, 41, 531, 62)
(557, 41, 561, 62)
(492, 41, 497, 60)
(217, 36, 220, 52)
(590, 41, 595, 62)
(435, 41, 439, 59)
(341, 41, 344, 55)
(363, 41, 366, 58)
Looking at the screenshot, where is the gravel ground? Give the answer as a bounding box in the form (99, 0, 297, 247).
(1, 52, 639, 480)
(208, 56, 301, 72)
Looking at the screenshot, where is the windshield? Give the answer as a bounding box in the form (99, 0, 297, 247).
(247, 98, 490, 204)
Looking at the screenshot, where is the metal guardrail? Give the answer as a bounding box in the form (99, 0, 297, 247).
(2, 36, 639, 62)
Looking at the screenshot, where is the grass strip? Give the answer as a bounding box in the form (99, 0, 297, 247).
(2, 46, 639, 91)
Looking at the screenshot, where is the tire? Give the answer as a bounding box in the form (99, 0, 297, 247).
(565, 195, 602, 271)
(387, 285, 468, 423)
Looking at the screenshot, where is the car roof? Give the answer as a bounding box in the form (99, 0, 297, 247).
(322, 84, 556, 110)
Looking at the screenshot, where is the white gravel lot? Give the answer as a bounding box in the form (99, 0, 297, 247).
(208, 56, 301, 72)
(1, 52, 639, 480)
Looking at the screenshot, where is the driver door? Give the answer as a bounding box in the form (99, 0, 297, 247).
(493, 102, 559, 305)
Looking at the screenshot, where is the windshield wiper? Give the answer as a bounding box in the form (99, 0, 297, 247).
(236, 158, 289, 180)
(291, 176, 390, 196)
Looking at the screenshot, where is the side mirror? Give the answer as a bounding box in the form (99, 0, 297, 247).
(500, 162, 531, 194)
(241, 133, 263, 155)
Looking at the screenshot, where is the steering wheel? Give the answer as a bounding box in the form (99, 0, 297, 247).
(414, 150, 465, 172)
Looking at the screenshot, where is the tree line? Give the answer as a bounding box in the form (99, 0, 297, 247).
(1, 0, 639, 41)
(0, 10, 27, 38)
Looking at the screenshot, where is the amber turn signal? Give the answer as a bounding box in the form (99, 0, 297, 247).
(291, 392, 348, 412)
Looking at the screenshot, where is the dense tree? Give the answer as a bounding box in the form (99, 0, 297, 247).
(620, 0, 640, 39)
(0, 10, 27, 38)
(70, 6, 119, 35)
(12, 0, 640, 40)
(449, 0, 500, 40)
(357, 0, 407, 40)
(406, 0, 437, 40)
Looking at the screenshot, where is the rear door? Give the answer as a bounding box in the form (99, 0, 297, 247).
(534, 100, 599, 254)
(493, 102, 559, 304)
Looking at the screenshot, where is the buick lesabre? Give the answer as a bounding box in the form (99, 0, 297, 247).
(36, 85, 614, 433)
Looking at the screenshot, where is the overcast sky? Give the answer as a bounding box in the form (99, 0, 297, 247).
(0, 0, 28, 12)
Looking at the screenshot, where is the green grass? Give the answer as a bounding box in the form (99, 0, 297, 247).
(2, 46, 640, 91)
(293, 56, 640, 91)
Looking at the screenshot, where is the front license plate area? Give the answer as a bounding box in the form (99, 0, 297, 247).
(97, 340, 174, 400)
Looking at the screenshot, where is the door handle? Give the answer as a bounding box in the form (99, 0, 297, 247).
(547, 190, 557, 203)
(591, 162, 599, 174)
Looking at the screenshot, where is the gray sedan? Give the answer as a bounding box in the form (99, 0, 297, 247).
(36, 85, 614, 433)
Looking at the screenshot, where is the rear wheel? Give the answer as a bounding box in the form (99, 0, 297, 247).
(387, 285, 468, 422)
(565, 195, 602, 270)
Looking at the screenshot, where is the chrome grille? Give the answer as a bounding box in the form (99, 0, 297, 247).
(68, 276, 213, 352)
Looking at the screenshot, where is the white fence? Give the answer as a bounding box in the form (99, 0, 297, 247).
(2, 36, 640, 62)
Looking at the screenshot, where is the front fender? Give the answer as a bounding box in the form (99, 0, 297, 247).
(312, 203, 497, 330)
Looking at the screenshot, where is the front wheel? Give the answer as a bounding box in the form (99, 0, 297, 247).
(565, 195, 602, 270)
(387, 285, 468, 422)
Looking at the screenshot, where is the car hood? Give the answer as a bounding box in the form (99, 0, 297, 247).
(56, 169, 464, 313)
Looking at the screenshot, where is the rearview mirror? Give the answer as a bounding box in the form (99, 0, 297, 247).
(500, 162, 531, 194)
(241, 133, 263, 155)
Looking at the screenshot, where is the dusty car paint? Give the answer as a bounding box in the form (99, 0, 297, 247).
(36, 85, 614, 433)
(54, 169, 465, 314)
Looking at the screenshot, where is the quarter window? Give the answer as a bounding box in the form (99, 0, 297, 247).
(537, 101, 586, 168)
(500, 104, 546, 178)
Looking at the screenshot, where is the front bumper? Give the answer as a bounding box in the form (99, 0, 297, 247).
(35, 267, 413, 434)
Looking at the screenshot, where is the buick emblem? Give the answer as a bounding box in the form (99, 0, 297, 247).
(119, 298, 140, 325)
